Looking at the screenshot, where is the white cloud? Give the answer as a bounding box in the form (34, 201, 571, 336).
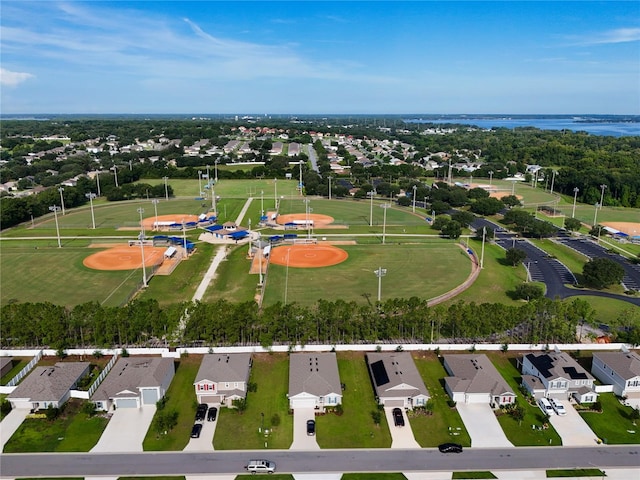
(566, 27, 640, 46)
(0, 68, 34, 86)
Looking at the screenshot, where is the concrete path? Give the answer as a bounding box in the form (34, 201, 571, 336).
(290, 408, 319, 450)
(384, 407, 421, 449)
(192, 246, 228, 302)
(456, 403, 513, 448)
(0, 408, 28, 451)
(91, 406, 156, 452)
(405, 473, 453, 480)
(548, 401, 599, 446)
(235, 197, 253, 225)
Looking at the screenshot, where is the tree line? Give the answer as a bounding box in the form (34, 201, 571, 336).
(0, 296, 600, 350)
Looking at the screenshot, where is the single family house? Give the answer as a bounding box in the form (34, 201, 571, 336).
(591, 351, 640, 399)
(8, 362, 90, 410)
(288, 352, 342, 410)
(366, 352, 429, 409)
(91, 357, 174, 411)
(443, 354, 516, 407)
(194, 353, 252, 406)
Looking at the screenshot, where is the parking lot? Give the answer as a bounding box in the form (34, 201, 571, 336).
(456, 403, 513, 448)
(91, 406, 156, 452)
(547, 400, 599, 446)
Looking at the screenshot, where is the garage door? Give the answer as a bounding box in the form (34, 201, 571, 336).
(115, 398, 138, 408)
(291, 397, 317, 409)
(200, 395, 222, 404)
(142, 389, 159, 405)
(383, 399, 405, 408)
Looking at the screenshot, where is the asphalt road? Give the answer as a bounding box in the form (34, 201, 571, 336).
(1, 447, 639, 477)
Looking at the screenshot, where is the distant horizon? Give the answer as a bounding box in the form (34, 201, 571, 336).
(2, 113, 639, 118)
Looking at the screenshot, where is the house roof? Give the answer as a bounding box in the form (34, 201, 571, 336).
(443, 354, 514, 397)
(91, 357, 173, 401)
(521, 374, 546, 392)
(593, 351, 640, 380)
(289, 352, 341, 397)
(366, 352, 429, 399)
(194, 353, 252, 384)
(0, 357, 13, 371)
(525, 352, 593, 381)
(9, 362, 90, 403)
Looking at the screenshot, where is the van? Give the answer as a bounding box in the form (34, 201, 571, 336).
(538, 397, 555, 416)
(245, 459, 276, 475)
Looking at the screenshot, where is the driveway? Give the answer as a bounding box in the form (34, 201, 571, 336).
(184, 416, 218, 452)
(384, 407, 420, 449)
(290, 408, 319, 450)
(456, 403, 513, 448)
(548, 400, 598, 446)
(91, 406, 156, 452)
(0, 408, 29, 451)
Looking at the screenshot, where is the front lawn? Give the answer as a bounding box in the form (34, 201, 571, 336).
(579, 393, 640, 444)
(143, 356, 200, 451)
(3, 399, 108, 452)
(487, 353, 561, 446)
(214, 353, 293, 450)
(411, 352, 471, 447)
(315, 351, 391, 448)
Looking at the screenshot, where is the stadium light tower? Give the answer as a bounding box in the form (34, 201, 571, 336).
(151, 199, 160, 231)
(137, 208, 148, 288)
(85, 193, 97, 229)
(550, 170, 558, 195)
(198, 170, 203, 196)
(599, 184, 607, 209)
(58, 187, 66, 215)
(374, 267, 387, 302)
(572, 187, 579, 218)
(163, 176, 169, 201)
(111, 165, 119, 187)
(49, 205, 62, 248)
(381, 203, 391, 244)
(412, 185, 417, 213)
(488, 170, 494, 188)
(328, 175, 332, 200)
(274, 178, 278, 210)
(369, 190, 375, 227)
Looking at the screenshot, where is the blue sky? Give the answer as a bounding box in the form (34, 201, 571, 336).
(1, 1, 639, 114)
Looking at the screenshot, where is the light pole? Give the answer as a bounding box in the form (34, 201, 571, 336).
(258, 234, 263, 286)
(412, 185, 417, 213)
(328, 175, 332, 200)
(480, 226, 486, 269)
(261, 190, 264, 218)
(58, 187, 66, 215)
(274, 178, 278, 210)
(511, 180, 516, 196)
(151, 199, 160, 231)
(96, 172, 101, 197)
(111, 165, 119, 187)
(284, 248, 291, 305)
(163, 176, 169, 201)
(599, 184, 607, 209)
(212, 189, 216, 212)
(49, 206, 62, 248)
(550, 170, 558, 195)
(198, 170, 203, 196)
(86, 193, 97, 229)
(369, 190, 375, 227)
(137, 208, 148, 287)
(374, 267, 387, 302)
(214, 159, 219, 183)
(381, 203, 390, 244)
(488, 170, 494, 188)
(572, 187, 579, 218)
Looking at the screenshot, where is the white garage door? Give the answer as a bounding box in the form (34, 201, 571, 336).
(142, 389, 158, 405)
(466, 393, 489, 404)
(291, 397, 317, 409)
(115, 398, 139, 408)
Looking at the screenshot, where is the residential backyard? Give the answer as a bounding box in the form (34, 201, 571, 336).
(578, 393, 640, 444)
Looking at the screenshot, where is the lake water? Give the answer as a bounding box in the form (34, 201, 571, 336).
(405, 117, 640, 137)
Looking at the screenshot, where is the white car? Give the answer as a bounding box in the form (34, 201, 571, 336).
(549, 398, 567, 416)
(538, 397, 555, 416)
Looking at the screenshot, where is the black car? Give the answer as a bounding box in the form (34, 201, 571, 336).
(195, 403, 208, 422)
(438, 442, 463, 453)
(392, 408, 405, 427)
(207, 406, 218, 422)
(190, 423, 203, 438)
(306, 419, 316, 436)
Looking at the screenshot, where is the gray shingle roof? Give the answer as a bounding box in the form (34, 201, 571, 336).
(194, 353, 252, 384)
(444, 354, 514, 397)
(366, 352, 429, 399)
(289, 352, 341, 397)
(9, 362, 90, 403)
(593, 351, 640, 380)
(91, 357, 172, 401)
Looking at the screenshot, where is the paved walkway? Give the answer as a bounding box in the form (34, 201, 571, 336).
(192, 246, 228, 301)
(290, 408, 320, 450)
(91, 406, 156, 452)
(456, 403, 513, 448)
(384, 407, 421, 449)
(0, 408, 28, 450)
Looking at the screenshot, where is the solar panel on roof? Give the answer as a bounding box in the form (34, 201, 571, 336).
(370, 360, 389, 386)
(562, 366, 588, 379)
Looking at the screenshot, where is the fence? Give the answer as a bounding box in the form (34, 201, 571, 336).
(3, 350, 43, 391)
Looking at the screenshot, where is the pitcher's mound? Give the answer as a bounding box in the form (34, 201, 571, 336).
(270, 244, 348, 268)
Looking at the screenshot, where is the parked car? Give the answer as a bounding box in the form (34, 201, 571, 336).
(538, 397, 555, 416)
(549, 398, 567, 416)
(438, 442, 463, 453)
(207, 406, 218, 422)
(392, 407, 405, 427)
(190, 423, 202, 438)
(195, 403, 208, 422)
(306, 419, 316, 436)
(245, 459, 276, 474)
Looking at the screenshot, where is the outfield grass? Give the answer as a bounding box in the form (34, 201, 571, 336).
(3, 399, 108, 453)
(486, 353, 562, 446)
(214, 353, 293, 450)
(315, 351, 391, 448)
(143, 357, 199, 451)
(139, 178, 300, 199)
(202, 245, 260, 303)
(262, 242, 471, 307)
(579, 393, 640, 445)
(411, 352, 471, 447)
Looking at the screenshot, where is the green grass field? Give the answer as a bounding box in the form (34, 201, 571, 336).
(139, 178, 300, 199)
(202, 245, 260, 303)
(262, 242, 472, 307)
(579, 393, 640, 445)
